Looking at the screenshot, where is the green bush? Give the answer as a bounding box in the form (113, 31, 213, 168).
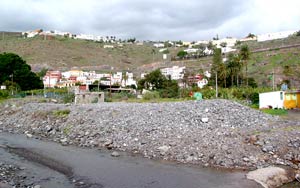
(62, 93, 75, 103)
(143, 91, 160, 100)
(52, 109, 70, 117)
(0, 90, 9, 99)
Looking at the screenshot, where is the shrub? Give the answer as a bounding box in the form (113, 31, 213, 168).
(52, 109, 70, 117)
(143, 91, 160, 100)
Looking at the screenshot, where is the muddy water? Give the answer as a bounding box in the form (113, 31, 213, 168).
(0, 133, 261, 188)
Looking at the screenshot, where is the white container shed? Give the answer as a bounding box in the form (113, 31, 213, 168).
(259, 91, 285, 109)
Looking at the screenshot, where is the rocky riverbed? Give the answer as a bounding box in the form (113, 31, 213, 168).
(0, 99, 300, 172)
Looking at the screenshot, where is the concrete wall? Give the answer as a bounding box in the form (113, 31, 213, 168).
(75, 92, 105, 104)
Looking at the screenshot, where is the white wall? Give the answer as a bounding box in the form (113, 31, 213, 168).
(259, 91, 285, 109)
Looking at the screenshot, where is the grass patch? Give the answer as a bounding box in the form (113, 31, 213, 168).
(63, 125, 72, 135)
(52, 109, 71, 117)
(261, 109, 288, 116)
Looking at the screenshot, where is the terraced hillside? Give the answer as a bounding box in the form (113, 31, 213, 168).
(0, 32, 299, 87)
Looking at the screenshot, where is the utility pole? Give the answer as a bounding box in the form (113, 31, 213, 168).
(272, 69, 275, 91)
(109, 68, 113, 98)
(215, 71, 218, 98)
(11, 73, 14, 95)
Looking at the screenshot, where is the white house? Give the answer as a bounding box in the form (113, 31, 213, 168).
(203, 47, 213, 55)
(184, 48, 199, 53)
(259, 91, 285, 109)
(212, 37, 237, 48)
(104, 45, 114, 49)
(153, 43, 165, 48)
(160, 66, 185, 80)
(257, 30, 296, 42)
(121, 72, 137, 87)
(43, 71, 62, 88)
(75, 34, 95, 41)
(197, 78, 208, 89)
(221, 46, 237, 54)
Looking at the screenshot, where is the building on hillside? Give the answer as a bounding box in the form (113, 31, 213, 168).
(121, 72, 137, 87)
(221, 46, 237, 54)
(203, 47, 213, 55)
(64, 69, 84, 78)
(257, 30, 296, 42)
(160, 66, 185, 80)
(184, 48, 199, 53)
(212, 37, 237, 48)
(22, 29, 43, 38)
(195, 40, 209, 45)
(187, 74, 208, 88)
(75, 34, 95, 41)
(240, 36, 257, 42)
(153, 43, 165, 48)
(103, 45, 114, 49)
(182, 41, 192, 46)
(43, 71, 62, 88)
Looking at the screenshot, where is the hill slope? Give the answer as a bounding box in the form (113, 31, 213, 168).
(0, 33, 299, 87)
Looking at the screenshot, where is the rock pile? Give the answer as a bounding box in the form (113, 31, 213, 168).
(0, 99, 299, 170)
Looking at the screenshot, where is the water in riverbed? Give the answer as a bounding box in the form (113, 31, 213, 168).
(0, 133, 262, 188)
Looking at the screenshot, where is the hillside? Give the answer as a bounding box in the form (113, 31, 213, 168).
(0, 32, 300, 87)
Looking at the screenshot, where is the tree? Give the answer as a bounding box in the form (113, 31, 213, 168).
(121, 72, 129, 87)
(247, 33, 256, 38)
(239, 44, 250, 87)
(207, 41, 215, 51)
(0, 53, 43, 91)
(226, 53, 242, 87)
(177, 51, 188, 59)
(138, 69, 166, 90)
(137, 69, 179, 98)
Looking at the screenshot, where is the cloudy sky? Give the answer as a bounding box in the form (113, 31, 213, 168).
(0, 0, 299, 41)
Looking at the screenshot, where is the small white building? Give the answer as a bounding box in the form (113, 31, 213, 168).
(203, 47, 213, 55)
(257, 30, 296, 42)
(212, 37, 237, 48)
(259, 91, 285, 109)
(153, 43, 165, 48)
(160, 66, 185, 80)
(197, 79, 208, 89)
(184, 48, 199, 53)
(103, 45, 114, 49)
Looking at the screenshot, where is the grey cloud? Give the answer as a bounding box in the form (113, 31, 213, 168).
(0, 0, 299, 41)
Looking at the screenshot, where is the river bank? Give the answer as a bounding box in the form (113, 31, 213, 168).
(0, 99, 299, 185)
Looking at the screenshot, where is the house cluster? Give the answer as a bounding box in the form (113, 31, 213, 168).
(43, 66, 211, 90)
(22, 29, 118, 43)
(43, 69, 137, 88)
(152, 30, 298, 57)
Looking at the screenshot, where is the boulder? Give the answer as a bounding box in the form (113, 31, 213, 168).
(247, 166, 296, 188)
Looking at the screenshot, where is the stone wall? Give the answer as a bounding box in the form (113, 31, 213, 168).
(75, 92, 104, 104)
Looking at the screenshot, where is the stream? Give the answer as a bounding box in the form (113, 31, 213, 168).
(0, 132, 262, 188)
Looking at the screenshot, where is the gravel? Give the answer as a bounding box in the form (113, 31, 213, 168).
(1, 99, 300, 170)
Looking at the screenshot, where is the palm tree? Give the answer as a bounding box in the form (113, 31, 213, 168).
(239, 44, 250, 87)
(226, 53, 242, 87)
(122, 72, 129, 87)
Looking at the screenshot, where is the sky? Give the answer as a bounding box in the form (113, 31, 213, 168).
(0, 0, 299, 41)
